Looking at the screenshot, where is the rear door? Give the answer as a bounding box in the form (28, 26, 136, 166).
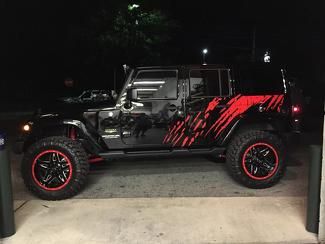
(183, 67, 232, 147)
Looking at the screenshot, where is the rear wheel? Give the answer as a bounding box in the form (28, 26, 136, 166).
(22, 136, 89, 200)
(226, 130, 285, 188)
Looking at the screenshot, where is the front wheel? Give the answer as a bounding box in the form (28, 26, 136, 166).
(226, 130, 285, 188)
(22, 136, 89, 200)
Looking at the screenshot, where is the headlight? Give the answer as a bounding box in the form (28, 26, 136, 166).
(22, 122, 33, 132)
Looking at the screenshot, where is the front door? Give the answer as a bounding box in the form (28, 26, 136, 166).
(120, 69, 185, 148)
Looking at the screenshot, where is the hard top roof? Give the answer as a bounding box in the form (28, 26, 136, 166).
(135, 64, 230, 70)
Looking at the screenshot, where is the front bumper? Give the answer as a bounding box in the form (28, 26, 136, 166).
(13, 136, 27, 154)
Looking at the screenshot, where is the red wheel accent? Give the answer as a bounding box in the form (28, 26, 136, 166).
(88, 156, 104, 164)
(242, 142, 279, 180)
(32, 150, 73, 191)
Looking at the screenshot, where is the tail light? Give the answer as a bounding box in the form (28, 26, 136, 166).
(291, 105, 302, 131)
(292, 105, 301, 115)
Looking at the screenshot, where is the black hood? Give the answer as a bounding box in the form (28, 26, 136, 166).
(38, 97, 116, 115)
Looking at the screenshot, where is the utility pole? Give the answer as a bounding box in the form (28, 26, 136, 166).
(251, 25, 256, 62)
(113, 68, 116, 91)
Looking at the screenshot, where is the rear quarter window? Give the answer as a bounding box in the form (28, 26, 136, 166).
(236, 66, 284, 95)
(189, 69, 230, 97)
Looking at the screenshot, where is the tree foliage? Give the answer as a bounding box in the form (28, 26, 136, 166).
(96, 3, 178, 65)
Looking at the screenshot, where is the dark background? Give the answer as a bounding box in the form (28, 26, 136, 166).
(1, 0, 324, 119)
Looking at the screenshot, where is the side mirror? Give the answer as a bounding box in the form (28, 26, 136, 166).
(111, 90, 118, 100)
(126, 88, 138, 101)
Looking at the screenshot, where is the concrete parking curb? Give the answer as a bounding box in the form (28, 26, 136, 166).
(2, 197, 319, 244)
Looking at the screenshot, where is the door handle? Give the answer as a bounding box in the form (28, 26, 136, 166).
(258, 105, 266, 112)
(168, 104, 177, 112)
(217, 105, 229, 108)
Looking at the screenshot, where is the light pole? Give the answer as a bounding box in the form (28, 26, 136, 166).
(202, 48, 208, 65)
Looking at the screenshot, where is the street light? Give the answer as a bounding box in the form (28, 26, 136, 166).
(128, 4, 140, 11)
(264, 50, 271, 63)
(202, 48, 208, 65)
(128, 4, 140, 25)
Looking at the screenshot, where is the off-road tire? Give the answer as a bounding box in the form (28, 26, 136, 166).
(226, 130, 285, 188)
(22, 136, 89, 200)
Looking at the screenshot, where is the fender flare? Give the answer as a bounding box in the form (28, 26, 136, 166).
(22, 119, 104, 154)
(62, 120, 105, 153)
(220, 115, 287, 146)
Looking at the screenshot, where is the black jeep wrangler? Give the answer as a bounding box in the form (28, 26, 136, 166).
(15, 64, 302, 200)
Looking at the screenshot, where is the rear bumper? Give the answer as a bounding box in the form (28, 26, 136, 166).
(291, 116, 302, 133)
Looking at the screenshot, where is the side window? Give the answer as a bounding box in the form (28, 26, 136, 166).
(189, 69, 230, 97)
(132, 70, 178, 100)
(236, 67, 284, 95)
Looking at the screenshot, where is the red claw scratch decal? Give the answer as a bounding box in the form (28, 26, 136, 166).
(163, 94, 284, 147)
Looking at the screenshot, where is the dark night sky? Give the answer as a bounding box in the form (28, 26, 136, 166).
(1, 0, 324, 100)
